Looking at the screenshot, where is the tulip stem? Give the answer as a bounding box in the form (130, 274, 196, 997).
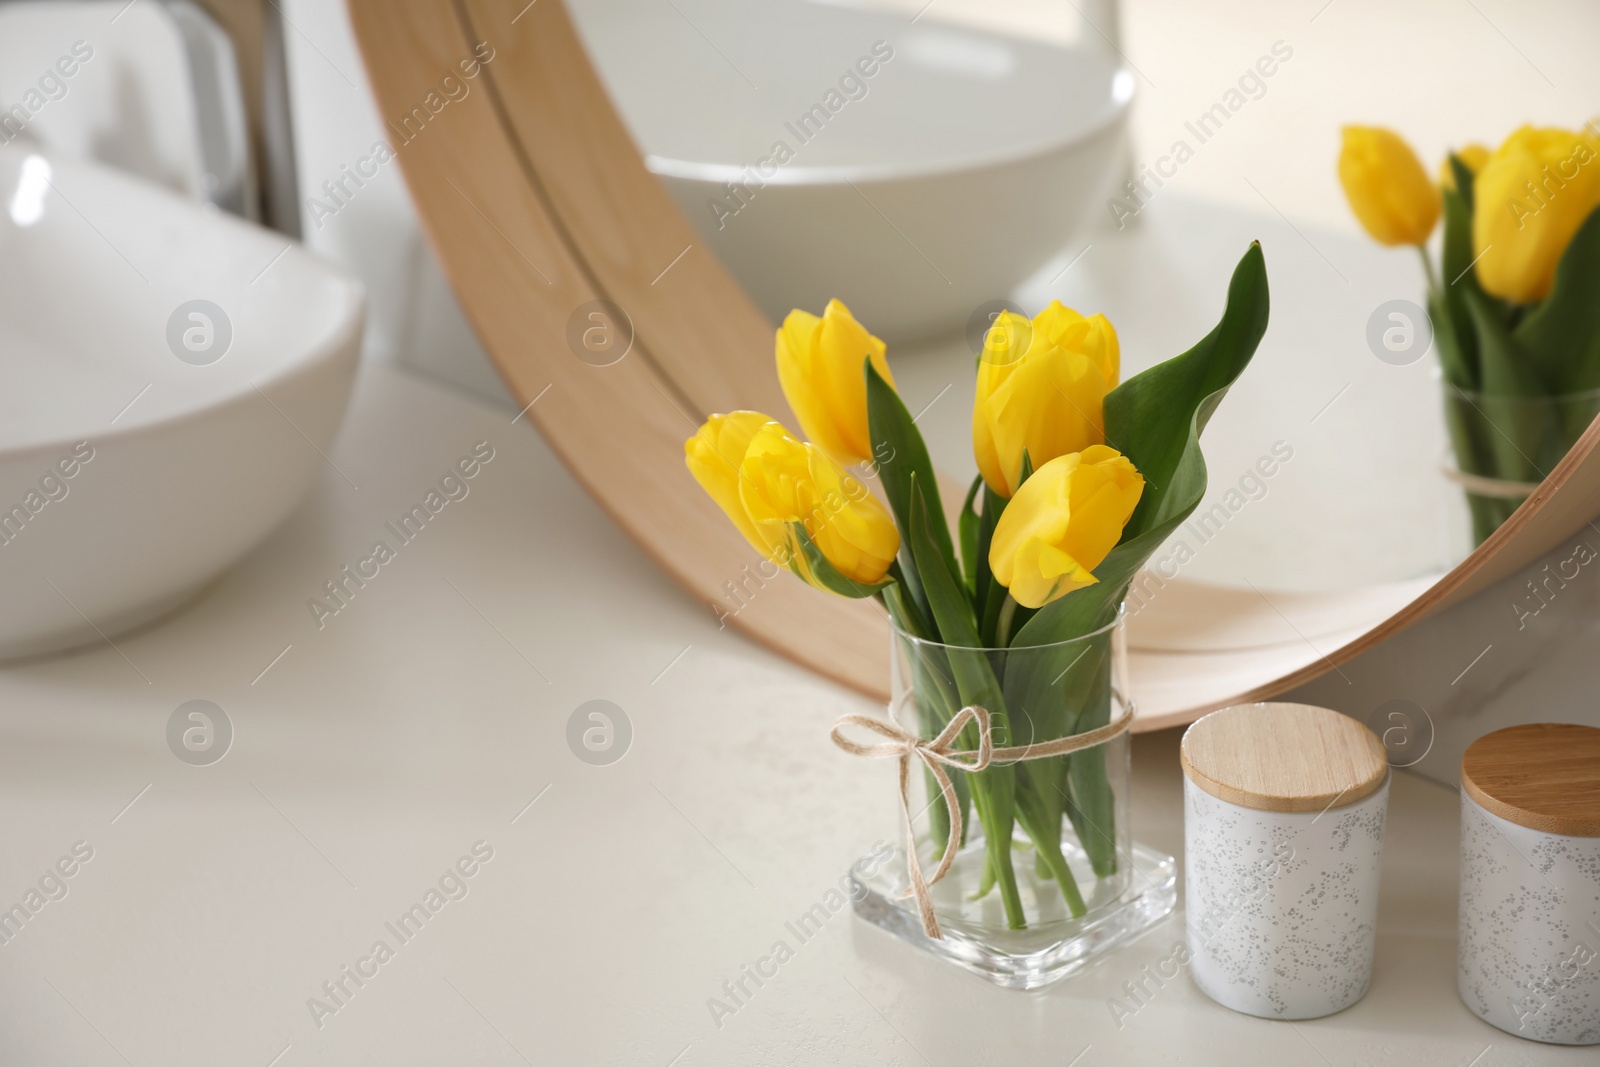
(1417, 244, 1439, 297)
(995, 595, 1019, 648)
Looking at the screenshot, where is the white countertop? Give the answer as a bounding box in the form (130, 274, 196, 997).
(0, 364, 1586, 1065)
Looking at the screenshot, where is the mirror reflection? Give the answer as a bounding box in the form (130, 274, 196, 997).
(571, 0, 1600, 623)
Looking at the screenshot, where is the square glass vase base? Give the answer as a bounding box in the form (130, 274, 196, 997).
(850, 839, 1176, 990)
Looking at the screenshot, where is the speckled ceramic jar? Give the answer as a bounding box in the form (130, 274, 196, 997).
(1457, 723, 1600, 1045)
(1181, 702, 1390, 1020)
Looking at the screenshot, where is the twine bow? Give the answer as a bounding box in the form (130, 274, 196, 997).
(831, 703, 1135, 940)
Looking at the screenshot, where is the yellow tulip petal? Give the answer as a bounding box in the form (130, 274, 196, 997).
(684, 410, 782, 553)
(1472, 125, 1600, 303)
(973, 310, 1034, 494)
(737, 422, 899, 590)
(972, 309, 1116, 498)
(1339, 125, 1441, 246)
(980, 342, 1110, 497)
(989, 447, 1144, 609)
(1032, 302, 1120, 386)
(804, 444, 899, 582)
(775, 300, 892, 465)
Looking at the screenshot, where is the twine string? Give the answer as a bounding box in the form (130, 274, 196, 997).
(830, 702, 1135, 940)
(1439, 453, 1542, 500)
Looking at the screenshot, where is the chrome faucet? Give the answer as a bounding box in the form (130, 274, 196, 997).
(0, 0, 301, 235)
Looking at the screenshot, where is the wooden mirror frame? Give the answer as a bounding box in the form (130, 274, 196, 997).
(347, 0, 1600, 729)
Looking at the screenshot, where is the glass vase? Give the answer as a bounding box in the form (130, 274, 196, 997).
(1441, 382, 1600, 546)
(848, 612, 1176, 989)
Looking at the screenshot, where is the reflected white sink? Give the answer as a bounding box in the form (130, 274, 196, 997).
(572, 0, 1131, 339)
(0, 147, 364, 659)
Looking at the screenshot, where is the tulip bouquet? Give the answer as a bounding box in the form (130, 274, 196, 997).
(687, 245, 1268, 930)
(1340, 123, 1600, 543)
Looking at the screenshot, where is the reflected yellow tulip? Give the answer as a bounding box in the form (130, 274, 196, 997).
(988, 446, 1144, 609)
(1339, 126, 1440, 246)
(1473, 124, 1600, 303)
(1439, 143, 1490, 190)
(776, 299, 894, 465)
(973, 302, 1118, 498)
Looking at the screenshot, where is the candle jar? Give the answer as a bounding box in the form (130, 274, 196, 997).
(1181, 702, 1390, 1020)
(1458, 723, 1600, 1045)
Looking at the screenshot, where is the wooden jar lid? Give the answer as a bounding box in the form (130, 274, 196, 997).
(1180, 702, 1388, 813)
(1461, 723, 1600, 836)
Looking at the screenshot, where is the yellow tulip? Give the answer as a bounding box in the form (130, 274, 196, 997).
(775, 299, 894, 465)
(1439, 143, 1490, 190)
(973, 301, 1118, 498)
(1472, 124, 1600, 304)
(684, 410, 780, 554)
(988, 446, 1143, 609)
(1033, 302, 1120, 383)
(1338, 126, 1441, 246)
(738, 423, 899, 590)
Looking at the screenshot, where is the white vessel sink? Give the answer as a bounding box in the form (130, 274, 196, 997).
(0, 147, 363, 659)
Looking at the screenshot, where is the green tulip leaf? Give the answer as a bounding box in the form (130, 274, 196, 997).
(976, 482, 1009, 646)
(785, 523, 892, 598)
(1462, 286, 1545, 398)
(1017, 447, 1035, 488)
(1437, 179, 1482, 390)
(882, 580, 932, 640)
(1438, 178, 1600, 533)
(959, 474, 982, 594)
(1513, 205, 1600, 394)
(866, 358, 955, 632)
(1011, 242, 1270, 647)
(908, 474, 1030, 927)
(907, 475, 984, 651)
(1448, 154, 1477, 212)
